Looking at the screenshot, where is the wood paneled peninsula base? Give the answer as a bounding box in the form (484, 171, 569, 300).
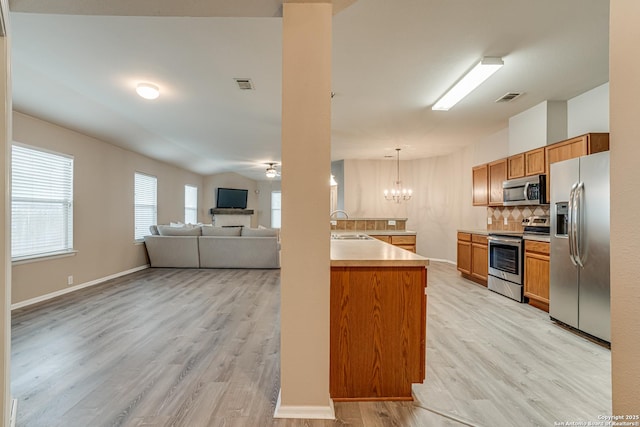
(330, 238, 429, 401)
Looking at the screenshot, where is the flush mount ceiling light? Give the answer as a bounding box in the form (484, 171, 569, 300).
(432, 57, 504, 111)
(136, 83, 160, 100)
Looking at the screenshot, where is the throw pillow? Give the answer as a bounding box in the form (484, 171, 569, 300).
(157, 225, 202, 236)
(149, 225, 160, 235)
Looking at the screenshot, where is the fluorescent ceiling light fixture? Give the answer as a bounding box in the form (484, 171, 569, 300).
(432, 57, 503, 111)
(136, 83, 160, 100)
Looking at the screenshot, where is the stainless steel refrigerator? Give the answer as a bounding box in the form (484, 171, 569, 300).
(550, 151, 610, 342)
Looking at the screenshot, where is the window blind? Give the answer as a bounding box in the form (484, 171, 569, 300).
(134, 172, 157, 241)
(271, 191, 281, 229)
(11, 144, 74, 259)
(185, 185, 198, 224)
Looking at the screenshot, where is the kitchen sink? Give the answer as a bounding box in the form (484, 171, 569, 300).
(331, 234, 373, 240)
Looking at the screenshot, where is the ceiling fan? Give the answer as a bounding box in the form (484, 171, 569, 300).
(265, 162, 281, 178)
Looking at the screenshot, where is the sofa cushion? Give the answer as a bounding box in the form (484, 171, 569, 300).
(157, 225, 202, 236)
(241, 227, 279, 237)
(202, 226, 242, 236)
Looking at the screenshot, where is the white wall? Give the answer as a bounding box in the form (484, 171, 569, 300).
(508, 100, 567, 154)
(567, 82, 610, 137)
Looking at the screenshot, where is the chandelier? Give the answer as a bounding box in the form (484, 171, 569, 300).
(384, 148, 412, 203)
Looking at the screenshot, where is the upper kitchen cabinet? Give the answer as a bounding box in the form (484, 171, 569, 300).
(472, 164, 488, 206)
(507, 154, 525, 179)
(488, 159, 507, 206)
(545, 133, 609, 195)
(525, 147, 546, 176)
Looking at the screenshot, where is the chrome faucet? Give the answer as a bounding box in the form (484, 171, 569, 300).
(330, 209, 349, 219)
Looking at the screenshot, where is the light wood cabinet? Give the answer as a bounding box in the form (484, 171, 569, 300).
(507, 154, 525, 179)
(488, 159, 507, 206)
(330, 265, 426, 400)
(456, 232, 472, 275)
(470, 234, 488, 282)
(545, 133, 609, 197)
(524, 240, 550, 312)
(457, 232, 487, 286)
(370, 234, 416, 253)
(525, 147, 545, 176)
(472, 164, 488, 206)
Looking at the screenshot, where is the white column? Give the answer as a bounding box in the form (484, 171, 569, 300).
(275, 1, 333, 419)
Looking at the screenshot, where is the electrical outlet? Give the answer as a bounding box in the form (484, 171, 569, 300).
(504, 217, 508, 225)
(330, 220, 337, 226)
(388, 220, 396, 226)
(487, 217, 492, 225)
(67, 275, 73, 286)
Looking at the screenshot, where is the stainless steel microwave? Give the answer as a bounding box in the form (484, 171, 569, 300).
(502, 174, 547, 206)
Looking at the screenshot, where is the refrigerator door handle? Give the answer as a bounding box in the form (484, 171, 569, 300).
(574, 182, 585, 267)
(568, 182, 579, 266)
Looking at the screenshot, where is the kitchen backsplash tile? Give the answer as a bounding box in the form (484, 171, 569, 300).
(330, 218, 407, 231)
(487, 206, 550, 231)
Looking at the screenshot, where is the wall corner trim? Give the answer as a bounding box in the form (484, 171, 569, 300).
(10, 265, 150, 310)
(273, 389, 335, 420)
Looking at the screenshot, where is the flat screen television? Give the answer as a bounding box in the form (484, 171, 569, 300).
(216, 187, 248, 209)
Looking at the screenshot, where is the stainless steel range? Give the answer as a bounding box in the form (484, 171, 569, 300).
(487, 216, 550, 303)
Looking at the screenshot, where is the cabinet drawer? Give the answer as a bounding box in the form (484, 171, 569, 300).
(370, 235, 391, 243)
(471, 234, 488, 245)
(391, 235, 416, 245)
(525, 240, 550, 255)
(457, 232, 472, 242)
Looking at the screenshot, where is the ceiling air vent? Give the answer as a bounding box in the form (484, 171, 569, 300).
(495, 92, 523, 103)
(234, 78, 254, 90)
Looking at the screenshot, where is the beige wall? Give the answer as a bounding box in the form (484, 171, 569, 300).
(203, 172, 259, 227)
(11, 112, 204, 304)
(610, 0, 640, 414)
(279, 1, 332, 414)
(1, 4, 12, 422)
(256, 179, 281, 228)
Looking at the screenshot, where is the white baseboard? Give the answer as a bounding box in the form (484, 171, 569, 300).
(427, 258, 456, 265)
(273, 389, 335, 420)
(11, 265, 150, 310)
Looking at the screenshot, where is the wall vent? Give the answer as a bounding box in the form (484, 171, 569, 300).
(234, 78, 254, 90)
(495, 92, 523, 103)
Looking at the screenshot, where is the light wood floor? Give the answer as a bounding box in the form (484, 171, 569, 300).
(11, 263, 611, 426)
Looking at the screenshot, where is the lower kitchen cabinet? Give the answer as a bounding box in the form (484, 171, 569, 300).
(457, 232, 487, 286)
(524, 240, 550, 312)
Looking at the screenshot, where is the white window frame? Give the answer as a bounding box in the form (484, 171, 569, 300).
(11, 143, 74, 261)
(134, 172, 157, 241)
(271, 191, 281, 229)
(185, 185, 198, 224)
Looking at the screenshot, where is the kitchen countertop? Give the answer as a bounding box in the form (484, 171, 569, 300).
(330, 238, 428, 267)
(458, 229, 489, 235)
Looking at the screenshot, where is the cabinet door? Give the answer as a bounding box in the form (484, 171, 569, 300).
(507, 154, 525, 179)
(472, 164, 488, 206)
(524, 253, 550, 302)
(525, 148, 545, 176)
(457, 240, 472, 275)
(471, 242, 488, 283)
(488, 159, 507, 206)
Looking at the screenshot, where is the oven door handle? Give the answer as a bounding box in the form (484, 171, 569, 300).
(487, 236, 522, 245)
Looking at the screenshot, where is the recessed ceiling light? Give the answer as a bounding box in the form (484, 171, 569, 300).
(136, 83, 160, 100)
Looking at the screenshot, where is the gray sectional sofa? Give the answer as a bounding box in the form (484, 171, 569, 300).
(143, 225, 280, 269)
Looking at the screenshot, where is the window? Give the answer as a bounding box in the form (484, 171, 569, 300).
(134, 172, 157, 241)
(11, 144, 74, 260)
(185, 185, 198, 224)
(271, 191, 281, 229)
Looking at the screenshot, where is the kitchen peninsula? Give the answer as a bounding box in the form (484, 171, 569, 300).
(330, 237, 429, 400)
